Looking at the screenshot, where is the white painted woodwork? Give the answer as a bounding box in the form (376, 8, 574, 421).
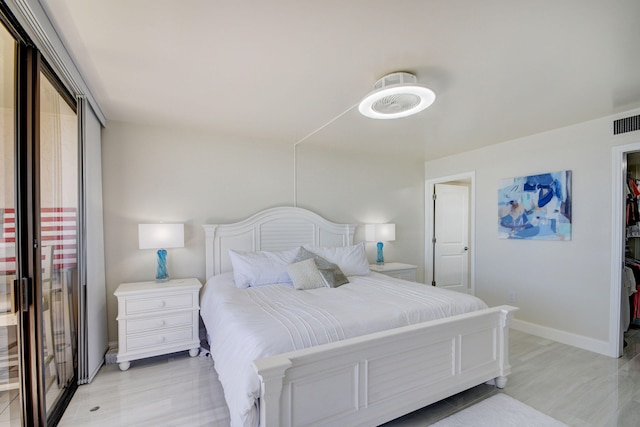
(253, 305, 517, 427)
(434, 183, 469, 292)
(202, 207, 356, 280)
(114, 278, 201, 371)
(203, 206, 517, 426)
(369, 262, 418, 282)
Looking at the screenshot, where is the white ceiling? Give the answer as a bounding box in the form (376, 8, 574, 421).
(41, 0, 640, 159)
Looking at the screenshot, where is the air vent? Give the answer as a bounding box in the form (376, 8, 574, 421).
(614, 115, 640, 135)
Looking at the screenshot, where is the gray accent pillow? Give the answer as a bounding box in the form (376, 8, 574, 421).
(293, 247, 350, 288)
(286, 258, 326, 290)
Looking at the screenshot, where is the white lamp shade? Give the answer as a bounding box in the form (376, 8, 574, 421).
(138, 223, 184, 249)
(365, 224, 396, 242)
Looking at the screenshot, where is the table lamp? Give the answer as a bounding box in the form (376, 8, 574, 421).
(365, 223, 396, 265)
(138, 223, 184, 281)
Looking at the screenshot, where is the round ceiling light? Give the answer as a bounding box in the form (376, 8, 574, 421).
(358, 72, 436, 119)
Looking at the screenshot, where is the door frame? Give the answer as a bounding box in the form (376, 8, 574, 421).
(611, 142, 640, 357)
(425, 171, 476, 294)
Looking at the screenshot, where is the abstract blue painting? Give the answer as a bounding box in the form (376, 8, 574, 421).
(498, 170, 572, 240)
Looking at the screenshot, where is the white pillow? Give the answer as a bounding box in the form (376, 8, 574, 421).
(302, 242, 370, 276)
(286, 258, 326, 290)
(228, 247, 299, 288)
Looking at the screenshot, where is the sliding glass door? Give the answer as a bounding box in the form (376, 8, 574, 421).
(0, 19, 21, 427)
(0, 10, 80, 425)
(39, 70, 78, 418)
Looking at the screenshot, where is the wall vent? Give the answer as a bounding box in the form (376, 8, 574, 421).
(614, 115, 640, 135)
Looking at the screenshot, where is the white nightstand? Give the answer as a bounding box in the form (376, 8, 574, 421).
(114, 277, 202, 371)
(369, 262, 418, 282)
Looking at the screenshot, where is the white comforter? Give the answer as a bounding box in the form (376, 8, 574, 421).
(200, 272, 488, 427)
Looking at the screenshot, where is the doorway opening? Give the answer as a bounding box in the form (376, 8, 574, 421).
(425, 172, 475, 295)
(612, 142, 640, 357)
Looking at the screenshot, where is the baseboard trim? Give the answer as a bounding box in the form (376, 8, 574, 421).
(511, 319, 611, 356)
(86, 360, 103, 383)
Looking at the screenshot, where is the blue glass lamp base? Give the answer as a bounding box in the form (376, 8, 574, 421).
(376, 242, 384, 265)
(156, 248, 170, 282)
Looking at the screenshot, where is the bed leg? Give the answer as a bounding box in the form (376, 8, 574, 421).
(495, 376, 508, 389)
(254, 358, 293, 427)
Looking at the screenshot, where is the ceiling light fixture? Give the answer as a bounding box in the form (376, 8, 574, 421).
(358, 72, 435, 119)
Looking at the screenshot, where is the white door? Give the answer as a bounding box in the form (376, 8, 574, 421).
(433, 184, 469, 292)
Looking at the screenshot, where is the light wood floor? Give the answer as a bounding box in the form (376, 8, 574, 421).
(58, 328, 640, 427)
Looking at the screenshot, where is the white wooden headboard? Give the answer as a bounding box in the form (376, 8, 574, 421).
(202, 207, 356, 280)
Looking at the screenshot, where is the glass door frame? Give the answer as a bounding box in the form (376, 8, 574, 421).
(15, 39, 45, 427)
(38, 61, 79, 426)
(2, 4, 79, 425)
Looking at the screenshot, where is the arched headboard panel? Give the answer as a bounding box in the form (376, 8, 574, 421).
(202, 207, 356, 280)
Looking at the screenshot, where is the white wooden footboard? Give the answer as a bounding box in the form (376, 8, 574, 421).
(253, 305, 518, 427)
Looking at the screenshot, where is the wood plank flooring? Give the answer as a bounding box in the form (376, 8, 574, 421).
(58, 328, 640, 426)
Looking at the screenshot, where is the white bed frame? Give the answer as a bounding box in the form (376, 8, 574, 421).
(203, 207, 517, 427)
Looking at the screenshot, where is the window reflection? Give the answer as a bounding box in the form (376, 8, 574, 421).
(39, 72, 78, 413)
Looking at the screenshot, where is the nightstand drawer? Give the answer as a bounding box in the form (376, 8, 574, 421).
(369, 263, 418, 282)
(124, 293, 194, 316)
(126, 326, 194, 351)
(126, 312, 193, 334)
(390, 270, 417, 281)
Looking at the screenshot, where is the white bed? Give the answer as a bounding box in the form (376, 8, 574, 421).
(201, 207, 517, 427)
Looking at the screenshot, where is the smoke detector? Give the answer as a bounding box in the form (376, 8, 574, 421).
(358, 72, 435, 119)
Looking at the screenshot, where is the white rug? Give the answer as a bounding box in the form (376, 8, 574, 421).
(430, 393, 568, 427)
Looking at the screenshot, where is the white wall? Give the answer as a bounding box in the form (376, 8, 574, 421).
(425, 108, 640, 354)
(296, 143, 425, 269)
(102, 121, 425, 342)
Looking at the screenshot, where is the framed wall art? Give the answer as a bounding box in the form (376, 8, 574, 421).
(498, 170, 572, 240)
